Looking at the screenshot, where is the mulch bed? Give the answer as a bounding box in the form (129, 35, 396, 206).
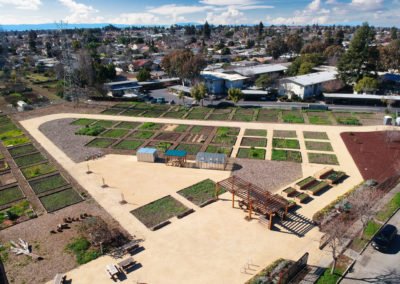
(341, 131, 400, 183)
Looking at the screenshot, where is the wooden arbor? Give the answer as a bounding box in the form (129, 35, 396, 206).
(216, 175, 289, 230)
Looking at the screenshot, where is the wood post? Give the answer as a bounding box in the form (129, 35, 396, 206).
(249, 201, 252, 219)
(215, 184, 219, 200)
(232, 192, 235, 208)
(269, 213, 273, 230)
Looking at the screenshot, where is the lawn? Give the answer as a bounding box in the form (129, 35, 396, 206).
(205, 145, 232, 156)
(272, 138, 300, 149)
(237, 148, 266, 160)
(175, 144, 202, 155)
(71, 119, 97, 126)
(21, 163, 57, 179)
(130, 195, 189, 228)
(351, 220, 382, 252)
(244, 129, 267, 137)
(282, 111, 304, 123)
(139, 122, 163, 131)
(241, 137, 267, 147)
(29, 174, 69, 195)
(100, 129, 129, 138)
(316, 255, 352, 284)
(2, 136, 31, 147)
(308, 115, 332, 125)
(86, 138, 116, 148)
(115, 121, 141, 129)
(75, 125, 105, 136)
(112, 140, 144, 150)
(303, 131, 329, 140)
(305, 141, 333, 151)
(376, 192, 400, 222)
(8, 144, 37, 157)
(273, 130, 297, 138)
(0, 186, 24, 206)
(178, 179, 225, 206)
(308, 153, 339, 165)
(39, 188, 83, 212)
(14, 152, 47, 167)
(272, 149, 302, 163)
(129, 130, 155, 140)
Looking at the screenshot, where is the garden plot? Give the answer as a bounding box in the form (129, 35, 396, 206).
(0, 185, 24, 206)
(115, 121, 141, 129)
(306, 111, 332, 125)
(333, 112, 361, 125)
(273, 130, 297, 138)
(163, 110, 187, 118)
(272, 138, 300, 149)
(205, 145, 232, 156)
(305, 141, 333, 152)
(0, 172, 17, 187)
(99, 129, 129, 138)
(141, 110, 166, 118)
(282, 110, 304, 123)
(139, 122, 164, 131)
(21, 162, 57, 180)
(8, 144, 37, 157)
(207, 112, 231, 121)
(14, 152, 47, 167)
(244, 129, 267, 137)
(112, 140, 144, 150)
(241, 137, 267, 147)
(86, 138, 116, 148)
(232, 108, 256, 121)
(39, 188, 83, 212)
(101, 108, 123, 115)
(129, 130, 155, 140)
(303, 131, 329, 140)
(75, 125, 106, 136)
(178, 179, 224, 206)
(170, 124, 189, 133)
(120, 109, 146, 116)
(2, 135, 31, 147)
(70, 118, 97, 126)
(175, 144, 202, 155)
(186, 108, 211, 119)
(272, 149, 302, 163)
(29, 173, 69, 195)
(145, 141, 173, 151)
(154, 132, 182, 141)
(308, 153, 339, 165)
(130, 195, 189, 229)
(0, 200, 36, 230)
(91, 120, 118, 128)
(256, 109, 280, 122)
(237, 148, 266, 160)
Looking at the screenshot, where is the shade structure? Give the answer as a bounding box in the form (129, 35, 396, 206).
(165, 149, 187, 167)
(196, 152, 227, 170)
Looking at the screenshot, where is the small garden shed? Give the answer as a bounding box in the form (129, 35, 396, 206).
(196, 152, 227, 170)
(137, 148, 158, 163)
(165, 149, 187, 167)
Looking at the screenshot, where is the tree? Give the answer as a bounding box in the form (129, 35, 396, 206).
(227, 88, 243, 103)
(246, 39, 255, 49)
(136, 68, 151, 82)
(286, 53, 324, 76)
(337, 23, 379, 85)
(323, 45, 344, 66)
(379, 39, 400, 71)
(178, 90, 185, 105)
(298, 62, 315, 75)
(354, 76, 378, 93)
(203, 21, 211, 39)
(334, 29, 344, 45)
(268, 36, 288, 59)
(255, 74, 272, 89)
(286, 33, 303, 54)
(190, 82, 207, 106)
(220, 47, 231, 55)
(391, 27, 398, 40)
(257, 21, 264, 37)
(28, 30, 37, 52)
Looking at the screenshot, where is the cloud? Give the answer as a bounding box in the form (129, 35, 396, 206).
(308, 0, 321, 11)
(112, 13, 160, 25)
(0, 0, 42, 10)
(58, 0, 103, 23)
(200, 0, 257, 5)
(149, 4, 213, 15)
(206, 7, 247, 25)
(350, 0, 384, 11)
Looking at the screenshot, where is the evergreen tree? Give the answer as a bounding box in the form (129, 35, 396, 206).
(203, 21, 211, 39)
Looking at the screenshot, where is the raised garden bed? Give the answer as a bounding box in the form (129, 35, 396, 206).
(244, 129, 267, 137)
(308, 153, 339, 165)
(101, 108, 122, 115)
(205, 145, 232, 156)
(8, 144, 37, 157)
(207, 113, 231, 121)
(71, 118, 97, 126)
(163, 111, 186, 118)
(282, 111, 304, 123)
(115, 121, 141, 129)
(295, 176, 316, 190)
(0, 200, 36, 230)
(0, 185, 24, 206)
(237, 148, 266, 160)
(130, 195, 189, 228)
(282, 187, 298, 197)
(306, 181, 329, 195)
(86, 138, 116, 148)
(216, 127, 240, 136)
(14, 152, 46, 167)
(272, 138, 300, 149)
(3, 136, 31, 147)
(177, 179, 224, 206)
(21, 163, 57, 179)
(139, 122, 164, 131)
(212, 135, 237, 146)
(91, 120, 117, 128)
(305, 141, 333, 152)
(113, 140, 144, 150)
(100, 129, 129, 138)
(154, 132, 182, 141)
(129, 130, 155, 140)
(240, 137, 267, 147)
(271, 149, 302, 163)
(121, 109, 145, 116)
(295, 193, 310, 203)
(39, 188, 83, 212)
(175, 144, 202, 155)
(322, 171, 346, 184)
(0, 129, 24, 141)
(29, 173, 69, 195)
(308, 115, 332, 125)
(273, 130, 297, 138)
(303, 131, 329, 140)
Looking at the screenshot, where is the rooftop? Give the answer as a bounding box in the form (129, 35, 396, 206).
(233, 64, 287, 76)
(201, 71, 248, 82)
(283, 71, 338, 86)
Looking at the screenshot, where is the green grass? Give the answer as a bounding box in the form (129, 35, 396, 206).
(76, 125, 105, 136)
(86, 138, 116, 148)
(0, 129, 24, 141)
(115, 121, 141, 129)
(272, 149, 302, 163)
(178, 179, 225, 206)
(14, 152, 46, 167)
(0, 186, 24, 206)
(91, 120, 117, 128)
(186, 112, 207, 120)
(71, 119, 97, 126)
(244, 129, 267, 137)
(21, 163, 57, 179)
(205, 145, 232, 156)
(303, 131, 329, 140)
(0, 200, 35, 228)
(237, 148, 266, 160)
(113, 140, 144, 150)
(308, 115, 332, 125)
(100, 129, 129, 138)
(29, 174, 69, 195)
(173, 125, 189, 132)
(101, 108, 122, 115)
(212, 135, 237, 146)
(129, 130, 155, 139)
(190, 126, 204, 133)
(282, 111, 304, 123)
(0, 160, 8, 172)
(130, 195, 189, 228)
(308, 153, 339, 165)
(305, 141, 333, 152)
(272, 138, 300, 149)
(163, 111, 187, 118)
(216, 127, 240, 136)
(139, 122, 163, 130)
(232, 113, 254, 121)
(376, 192, 400, 222)
(39, 188, 83, 212)
(175, 144, 202, 155)
(65, 237, 101, 265)
(335, 115, 361, 125)
(3, 136, 31, 147)
(8, 144, 37, 157)
(240, 137, 267, 147)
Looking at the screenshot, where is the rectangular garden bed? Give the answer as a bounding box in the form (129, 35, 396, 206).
(205, 145, 232, 156)
(240, 137, 267, 147)
(0, 185, 24, 206)
(295, 176, 317, 190)
(92, 120, 118, 128)
(8, 144, 38, 157)
(115, 121, 141, 129)
(175, 144, 202, 155)
(86, 138, 116, 148)
(271, 149, 302, 163)
(39, 188, 83, 212)
(21, 163, 57, 179)
(273, 130, 297, 138)
(3, 136, 31, 147)
(305, 141, 333, 152)
(237, 148, 266, 160)
(29, 173, 69, 195)
(112, 140, 144, 150)
(139, 122, 164, 131)
(272, 138, 300, 149)
(244, 129, 267, 137)
(71, 118, 97, 126)
(308, 153, 339, 165)
(282, 111, 304, 123)
(100, 129, 129, 138)
(14, 152, 46, 167)
(303, 131, 329, 140)
(130, 195, 189, 228)
(177, 179, 224, 206)
(306, 181, 329, 195)
(129, 130, 155, 140)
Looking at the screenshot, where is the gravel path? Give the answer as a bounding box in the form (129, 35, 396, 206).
(39, 118, 103, 163)
(231, 158, 302, 193)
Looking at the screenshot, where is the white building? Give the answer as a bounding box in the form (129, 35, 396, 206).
(200, 71, 248, 95)
(233, 63, 288, 78)
(279, 71, 339, 99)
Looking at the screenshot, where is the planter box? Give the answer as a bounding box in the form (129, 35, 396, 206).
(282, 187, 298, 197)
(314, 167, 334, 179)
(295, 193, 309, 203)
(295, 176, 316, 190)
(323, 171, 346, 185)
(199, 198, 217, 208)
(150, 220, 171, 231)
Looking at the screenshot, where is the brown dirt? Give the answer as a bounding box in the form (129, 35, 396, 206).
(153, 132, 182, 141)
(341, 131, 400, 183)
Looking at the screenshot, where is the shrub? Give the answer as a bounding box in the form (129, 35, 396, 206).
(76, 125, 105, 136)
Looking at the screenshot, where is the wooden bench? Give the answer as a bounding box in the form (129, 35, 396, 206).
(117, 257, 136, 272)
(53, 274, 66, 284)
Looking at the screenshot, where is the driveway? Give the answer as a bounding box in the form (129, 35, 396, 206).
(342, 210, 400, 283)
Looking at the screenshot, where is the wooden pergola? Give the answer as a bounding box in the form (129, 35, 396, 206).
(216, 175, 289, 229)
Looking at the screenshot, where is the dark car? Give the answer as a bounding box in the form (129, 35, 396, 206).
(371, 224, 397, 251)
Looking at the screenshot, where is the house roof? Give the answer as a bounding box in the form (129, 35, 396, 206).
(283, 71, 338, 86)
(233, 64, 287, 76)
(323, 93, 400, 101)
(137, 148, 158, 154)
(201, 71, 248, 82)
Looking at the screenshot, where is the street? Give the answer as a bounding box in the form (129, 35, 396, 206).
(342, 210, 400, 283)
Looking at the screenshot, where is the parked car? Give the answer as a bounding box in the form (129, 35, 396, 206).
(371, 224, 397, 251)
(156, 98, 166, 104)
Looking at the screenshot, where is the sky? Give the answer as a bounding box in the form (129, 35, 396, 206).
(0, 0, 398, 27)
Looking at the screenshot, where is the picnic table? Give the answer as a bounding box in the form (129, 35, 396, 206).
(117, 257, 136, 272)
(120, 241, 140, 253)
(106, 264, 120, 280)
